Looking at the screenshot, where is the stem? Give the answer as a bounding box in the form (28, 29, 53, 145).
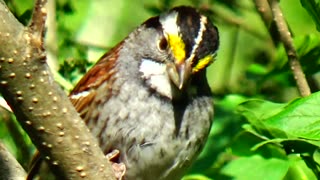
(266, 0, 311, 97)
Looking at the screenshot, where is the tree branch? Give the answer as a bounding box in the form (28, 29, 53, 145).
(0, 0, 115, 179)
(0, 106, 32, 169)
(0, 141, 27, 180)
(254, 0, 273, 27)
(263, 0, 311, 97)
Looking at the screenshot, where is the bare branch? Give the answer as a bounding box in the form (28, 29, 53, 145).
(254, 0, 273, 28)
(0, 0, 115, 179)
(29, 0, 47, 44)
(0, 141, 27, 180)
(210, 4, 266, 40)
(0, 106, 33, 168)
(264, 0, 311, 97)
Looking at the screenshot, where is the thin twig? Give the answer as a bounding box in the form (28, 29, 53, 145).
(210, 4, 267, 41)
(265, 0, 311, 97)
(254, 0, 273, 28)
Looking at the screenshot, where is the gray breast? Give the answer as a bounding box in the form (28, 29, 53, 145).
(89, 76, 213, 179)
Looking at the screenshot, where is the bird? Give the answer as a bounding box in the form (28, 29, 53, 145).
(28, 6, 219, 180)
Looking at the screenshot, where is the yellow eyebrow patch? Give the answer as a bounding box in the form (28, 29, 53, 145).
(192, 54, 214, 73)
(168, 34, 186, 63)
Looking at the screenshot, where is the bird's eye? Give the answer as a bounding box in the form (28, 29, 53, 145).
(158, 37, 168, 51)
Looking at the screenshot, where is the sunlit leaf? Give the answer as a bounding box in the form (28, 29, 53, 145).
(300, 0, 320, 32)
(221, 155, 290, 180)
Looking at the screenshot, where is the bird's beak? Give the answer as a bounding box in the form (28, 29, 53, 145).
(166, 61, 192, 90)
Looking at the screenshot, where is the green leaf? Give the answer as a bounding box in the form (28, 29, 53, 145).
(295, 35, 320, 75)
(313, 149, 320, 166)
(238, 92, 320, 140)
(182, 174, 213, 180)
(221, 155, 290, 180)
(265, 92, 320, 139)
(230, 130, 287, 159)
(237, 99, 288, 138)
(253, 138, 320, 155)
(237, 99, 286, 122)
(300, 0, 320, 32)
(286, 154, 318, 180)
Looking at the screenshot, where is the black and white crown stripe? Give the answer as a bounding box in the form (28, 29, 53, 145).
(159, 7, 214, 64)
(185, 15, 208, 64)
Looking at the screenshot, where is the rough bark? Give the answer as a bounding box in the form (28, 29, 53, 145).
(0, 0, 115, 179)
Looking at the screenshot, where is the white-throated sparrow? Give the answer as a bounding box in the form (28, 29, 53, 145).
(29, 6, 219, 180)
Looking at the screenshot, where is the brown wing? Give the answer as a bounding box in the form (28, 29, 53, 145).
(69, 41, 123, 114)
(27, 42, 123, 180)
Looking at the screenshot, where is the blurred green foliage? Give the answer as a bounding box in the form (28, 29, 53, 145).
(2, 0, 320, 179)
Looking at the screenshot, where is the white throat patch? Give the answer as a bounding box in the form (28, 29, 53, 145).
(139, 58, 173, 99)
